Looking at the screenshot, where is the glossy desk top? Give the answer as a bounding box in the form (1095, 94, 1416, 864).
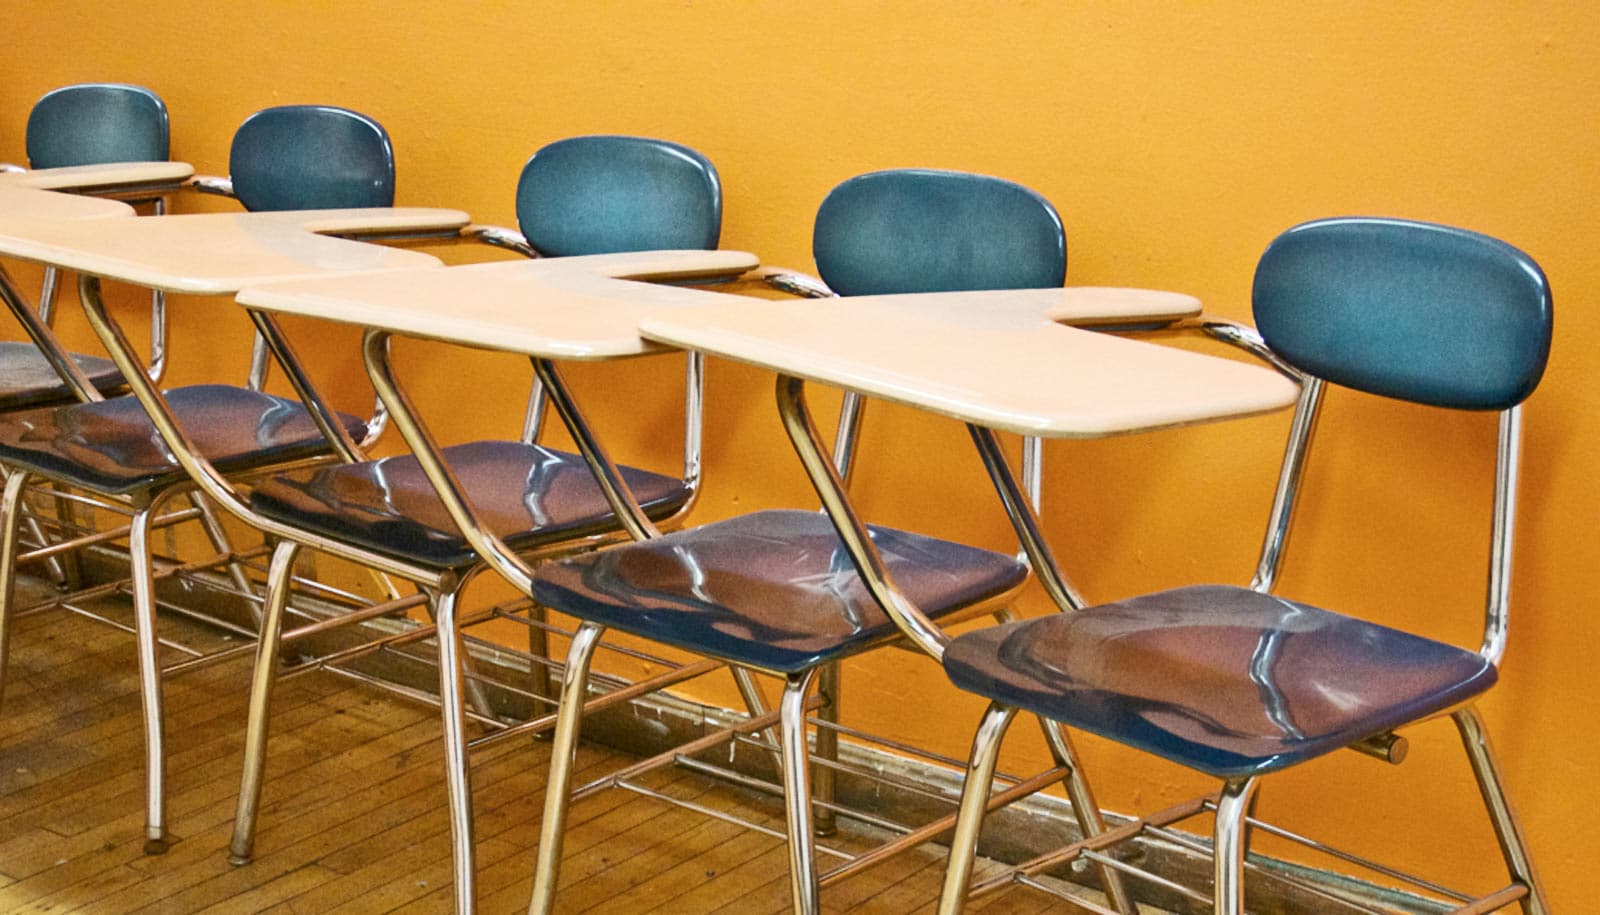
(0, 208, 470, 294)
(1038, 286, 1198, 326)
(0, 161, 195, 193)
(639, 288, 1300, 437)
(0, 185, 135, 220)
(237, 250, 760, 359)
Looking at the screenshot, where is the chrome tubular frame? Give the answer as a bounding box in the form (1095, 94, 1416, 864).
(967, 424, 1087, 612)
(1481, 406, 1521, 667)
(1249, 376, 1323, 594)
(777, 374, 949, 660)
(776, 375, 1135, 912)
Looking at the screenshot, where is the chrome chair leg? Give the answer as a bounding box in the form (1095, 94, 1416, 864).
(0, 471, 31, 714)
(526, 601, 554, 722)
(1453, 707, 1548, 915)
(1035, 714, 1137, 914)
(1212, 777, 1258, 915)
(812, 660, 840, 836)
(230, 538, 300, 865)
(434, 583, 478, 913)
(422, 584, 494, 721)
(731, 664, 784, 774)
(529, 621, 606, 915)
(779, 668, 822, 915)
(128, 503, 169, 853)
(938, 702, 1018, 915)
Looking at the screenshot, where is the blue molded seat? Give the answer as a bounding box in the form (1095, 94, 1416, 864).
(0, 385, 365, 498)
(535, 510, 1027, 674)
(0, 343, 126, 411)
(937, 217, 1553, 913)
(251, 441, 690, 571)
(944, 585, 1495, 777)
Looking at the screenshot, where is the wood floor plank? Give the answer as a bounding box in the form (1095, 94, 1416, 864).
(0, 579, 1141, 914)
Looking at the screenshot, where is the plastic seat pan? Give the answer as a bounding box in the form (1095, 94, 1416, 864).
(0, 341, 126, 411)
(533, 509, 1028, 674)
(251, 440, 692, 571)
(942, 584, 1497, 778)
(0, 384, 365, 496)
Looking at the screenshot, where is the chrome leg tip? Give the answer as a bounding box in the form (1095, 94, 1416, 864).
(143, 836, 170, 855)
(228, 852, 253, 867)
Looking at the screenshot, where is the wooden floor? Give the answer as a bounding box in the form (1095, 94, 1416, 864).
(0, 589, 1085, 914)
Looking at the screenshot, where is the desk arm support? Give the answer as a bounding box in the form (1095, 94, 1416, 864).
(363, 328, 537, 594)
(78, 276, 253, 522)
(245, 309, 369, 464)
(533, 358, 663, 543)
(189, 175, 237, 198)
(778, 374, 951, 661)
(969, 424, 1087, 612)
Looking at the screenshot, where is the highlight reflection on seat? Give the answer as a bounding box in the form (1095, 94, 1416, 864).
(533, 509, 1028, 673)
(943, 584, 1496, 777)
(251, 440, 692, 570)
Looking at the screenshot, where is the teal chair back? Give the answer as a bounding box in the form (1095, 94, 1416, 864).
(26, 83, 169, 169)
(812, 168, 1065, 296)
(1254, 217, 1552, 409)
(229, 105, 395, 212)
(515, 135, 721, 257)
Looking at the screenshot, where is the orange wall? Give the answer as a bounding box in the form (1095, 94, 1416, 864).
(5, 2, 1597, 907)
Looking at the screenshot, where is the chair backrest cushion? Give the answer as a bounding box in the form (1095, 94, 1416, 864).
(813, 169, 1065, 297)
(26, 83, 169, 169)
(1254, 217, 1551, 409)
(229, 105, 395, 212)
(516, 135, 721, 257)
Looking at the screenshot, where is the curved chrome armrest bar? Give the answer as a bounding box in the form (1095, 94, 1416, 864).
(459, 223, 540, 260)
(1481, 406, 1522, 666)
(758, 267, 835, 300)
(0, 163, 24, 174)
(188, 174, 237, 198)
(1248, 376, 1324, 593)
(1197, 317, 1303, 381)
(969, 424, 1086, 611)
(777, 374, 951, 660)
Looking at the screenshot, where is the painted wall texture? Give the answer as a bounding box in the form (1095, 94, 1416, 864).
(2, 2, 1594, 907)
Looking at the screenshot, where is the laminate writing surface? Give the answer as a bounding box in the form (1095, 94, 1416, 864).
(639, 288, 1299, 437)
(238, 249, 761, 358)
(0, 208, 468, 294)
(0, 185, 134, 220)
(0, 161, 194, 194)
